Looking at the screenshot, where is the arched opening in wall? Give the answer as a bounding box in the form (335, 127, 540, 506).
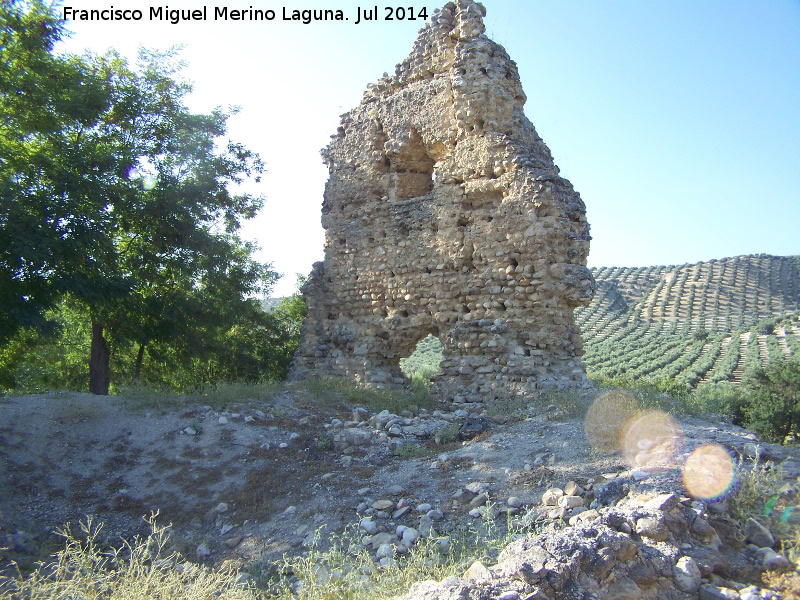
(390, 130, 434, 201)
(399, 334, 444, 387)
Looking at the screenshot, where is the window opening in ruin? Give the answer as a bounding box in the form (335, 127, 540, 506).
(399, 334, 444, 385)
(390, 130, 434, 201)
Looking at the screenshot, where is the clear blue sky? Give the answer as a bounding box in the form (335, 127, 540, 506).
(58, 1, 800, 296)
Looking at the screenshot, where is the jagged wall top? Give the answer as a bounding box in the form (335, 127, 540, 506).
(366, 1, 490, 94)
(292, 0, 594, 399)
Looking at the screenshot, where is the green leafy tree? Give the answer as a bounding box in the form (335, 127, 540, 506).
(0, 298, 91, 392)
(80, 48, 270, 393)
(1, 0, 121, 344)
(740, 358, 800, 443)
(2, 2, 277, 394)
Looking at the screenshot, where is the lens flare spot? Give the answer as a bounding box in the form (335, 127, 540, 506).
(584, 390, 639, 453)
(622, 410, 684, 472)
(142, 176, 157, 190)
(683, 444, 735, 500)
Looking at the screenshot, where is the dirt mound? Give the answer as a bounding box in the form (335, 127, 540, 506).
(1, 387, 799, 598)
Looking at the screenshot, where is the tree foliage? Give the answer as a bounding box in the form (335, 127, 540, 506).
(1, 0, 119, 342)
(77, 47, 273, 393)
(2, 291, 304, 394)
(1, 1, 300, 393)
(740, 358, 800, 443)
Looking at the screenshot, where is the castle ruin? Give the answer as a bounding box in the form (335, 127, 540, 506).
(290, 0, 595, 401)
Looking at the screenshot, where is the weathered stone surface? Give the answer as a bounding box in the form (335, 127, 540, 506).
(557, 494, 583, 509)
(744, 517, 774, 548)
(759, 548, 791, 571)
(290, 0, 594, 400)
(462, 560, 491, 581)
(643, 493, 679, 513)
(673, 556, 702, 593)
(359, 517, 378, 535)
(635, 516, 670, 542)
(368, 532, 397, 550)
(372, 499, 395, 511)
(603, 576, 642, 600)
(541, 487, 563, 506)
(699, 583, 740, 600)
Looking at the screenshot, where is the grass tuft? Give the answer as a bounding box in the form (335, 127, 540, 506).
(289, 376, 435, 415)
(728, 450, 800, 564)
(261, 501, 537, 600)
(0, 514, 257, 600)
(117, 381, 283, 412)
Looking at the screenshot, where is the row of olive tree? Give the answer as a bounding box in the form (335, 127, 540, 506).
(1, 1, 300, 393)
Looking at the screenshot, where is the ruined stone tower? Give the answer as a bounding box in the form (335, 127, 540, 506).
(291, 0, 595, 400)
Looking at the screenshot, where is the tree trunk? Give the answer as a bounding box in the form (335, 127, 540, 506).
(134, 343, 145, 383)
(89, 321, 110, 395)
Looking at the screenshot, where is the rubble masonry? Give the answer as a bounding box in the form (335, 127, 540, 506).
(290, 0, 595, 401)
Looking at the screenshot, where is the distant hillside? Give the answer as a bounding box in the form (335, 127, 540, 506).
(575, 254, 800, 388)
(261, 297, 285, 312)
(401, 254, 800, 390)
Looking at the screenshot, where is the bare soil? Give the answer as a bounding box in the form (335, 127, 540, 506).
(1, 387, 797, 586)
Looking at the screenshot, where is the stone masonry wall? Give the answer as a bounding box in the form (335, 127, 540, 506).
(290, 0, 595, 401)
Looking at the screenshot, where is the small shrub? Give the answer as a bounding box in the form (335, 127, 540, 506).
(537, 387, 596, 419)
(728, 450, 800, 562)
(316, 433, 333, 451)
(392, 443, 431, 458)
(195, 381, 283, 406)
(728, 450, 782, 528)
(755, 319, 777, 335)
(117, 383, 188, 412)
(117, 380, 283, 412)
(739, 358, 800, 443)
(483, 396, 529, 421)
(434, 423, 461, 444)
(584, 389, 640, 452)
(588, 375, 693, 415)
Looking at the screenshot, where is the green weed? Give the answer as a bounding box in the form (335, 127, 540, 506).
(728, 449, 800, 564)
(117, 380, 283, 412)
(434, 423, 461, 444)
(316, 433, 334, 451)
(392, 443, 431, 459)
(291, 376, 435, 415)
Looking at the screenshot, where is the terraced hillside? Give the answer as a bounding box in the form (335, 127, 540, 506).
(401, 255, 800, 391)
(575, 254, 800, 389)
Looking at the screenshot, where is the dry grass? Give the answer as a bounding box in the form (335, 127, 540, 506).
(261, 499, 536, 600)
(763, 571, 800, 597)
(0, 515, 258, 600)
